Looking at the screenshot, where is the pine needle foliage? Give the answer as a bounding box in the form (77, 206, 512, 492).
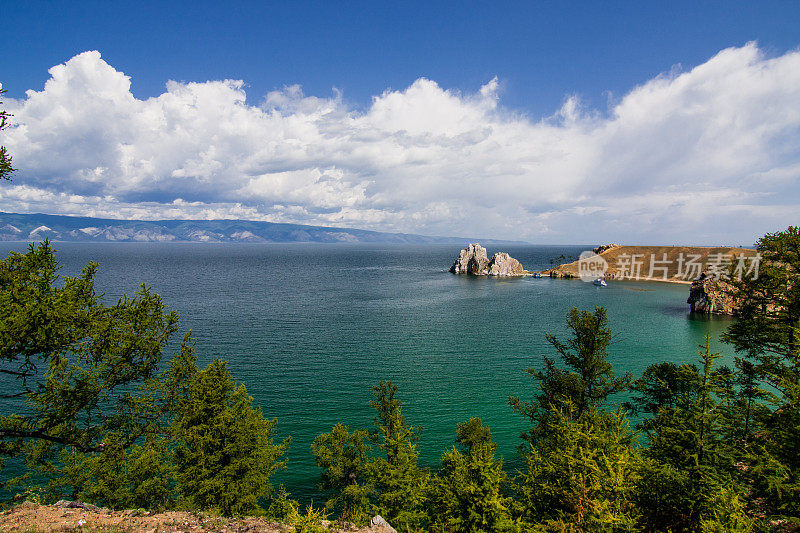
(510, 307, 631, 446)
(0, 87, 15, 181)
(429, 418, 515, 533)
(368, 381, 429, 530)
(520, 403, 641, 532)
(633, 337, 744, 532)
(60, 433, 175, 510)
(312, 381, 429, 529)
(724, 226, 800, 378)
(172, 359, 289, 517)
(0, 240, 196, 502)
(311, 423, 373, 523)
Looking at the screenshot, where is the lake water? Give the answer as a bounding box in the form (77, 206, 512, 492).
(0, 242, 735, 501)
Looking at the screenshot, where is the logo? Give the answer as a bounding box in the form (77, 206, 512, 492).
(578, 250, 608, 282)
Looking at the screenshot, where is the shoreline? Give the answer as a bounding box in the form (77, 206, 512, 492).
(531, 271, 693, 285)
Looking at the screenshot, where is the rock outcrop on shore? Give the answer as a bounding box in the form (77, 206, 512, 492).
(548, 270, 577, 279)
(687, 274, 739, 315)
(450, 244, 525, 276)
(592, 244, 621, 255)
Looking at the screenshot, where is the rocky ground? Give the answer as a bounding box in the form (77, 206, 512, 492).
(0, 502, 397, 533)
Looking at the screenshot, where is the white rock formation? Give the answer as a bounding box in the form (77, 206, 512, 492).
(450, 244, 524, 276)
(487, 252, 524, 276)
(450, 243, 489, 274)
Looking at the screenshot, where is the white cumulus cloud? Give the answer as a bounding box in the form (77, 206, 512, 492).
(1, 43, 799, 244)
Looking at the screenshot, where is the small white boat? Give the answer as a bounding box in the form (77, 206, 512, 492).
(593, 278, 607, 287)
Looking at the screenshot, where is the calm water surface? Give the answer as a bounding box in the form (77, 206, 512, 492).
(0, 243, 734, 500)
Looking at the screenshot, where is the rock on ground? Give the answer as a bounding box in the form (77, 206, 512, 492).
(370, 515, 397, 533)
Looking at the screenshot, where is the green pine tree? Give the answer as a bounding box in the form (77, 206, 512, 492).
(625, 361, 700, 430)
(59, 432, 176, 510)
(312, 423, 373, 524)
(172, 359, 289, 516)
(510, 306, 631, 446)
(722, 227, 800, 524)
(510, 307, 640, 531)
(633, 337, 743, 532)
(743, 325, 800, 525)
(519, 403, 641, 532)
(0, 86, 15, 181)
(429, 418, 514, 533)
(264, 485, 300, 522)
(368, 381, 429, 531)
(723, 226, 800, 382)
(0, 241, 196, 502)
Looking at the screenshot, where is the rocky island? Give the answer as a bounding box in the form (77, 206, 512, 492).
(450, 243, 525, 276)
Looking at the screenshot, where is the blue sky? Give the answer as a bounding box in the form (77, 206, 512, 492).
(1, 1, 799, 243)
(5, 1, 799, 117)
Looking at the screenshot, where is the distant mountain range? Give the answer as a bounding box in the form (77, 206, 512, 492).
(0, 212, 525, 245)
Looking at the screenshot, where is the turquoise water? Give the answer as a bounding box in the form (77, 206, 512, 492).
(0, 243, 734, 501)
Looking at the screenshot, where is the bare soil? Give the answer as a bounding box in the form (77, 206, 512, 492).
(0, 503, 386, 533)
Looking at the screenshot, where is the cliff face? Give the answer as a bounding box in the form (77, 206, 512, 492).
(687, 274, 739, 315)
(450, 243, 488, 274)
(450, 244, 525, 276)
(487, 252, 525, 276)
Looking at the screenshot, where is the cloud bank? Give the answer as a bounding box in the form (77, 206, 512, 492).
(1, 43, 799, 244)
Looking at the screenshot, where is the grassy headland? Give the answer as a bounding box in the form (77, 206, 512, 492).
(545, 244, 757, 283)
